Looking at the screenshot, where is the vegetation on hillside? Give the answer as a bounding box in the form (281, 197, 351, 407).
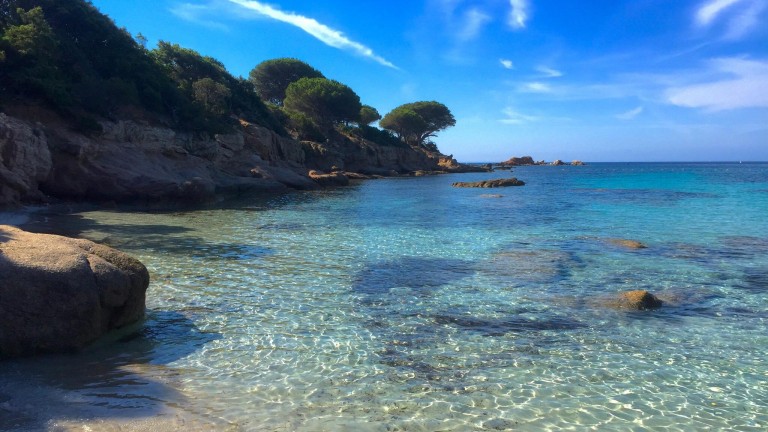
(249, 58, 323, 106)
(380, 101, 456, 148)
(0, 0, 456, 150)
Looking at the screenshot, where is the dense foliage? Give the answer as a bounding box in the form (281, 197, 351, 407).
(284, 77, 361, 130)
(359, 104, 381, 125)
(380, 101, 455, 147)
(0, 0, 282, 134)
(0, 0, 455, 152)
(249, 58, 324, 106)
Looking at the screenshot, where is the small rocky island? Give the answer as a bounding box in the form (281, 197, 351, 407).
(452, 178, 525, 188)
(496, 155, 585, 167)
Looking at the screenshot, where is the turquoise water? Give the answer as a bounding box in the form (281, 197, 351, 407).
(3, 163, 768, 431)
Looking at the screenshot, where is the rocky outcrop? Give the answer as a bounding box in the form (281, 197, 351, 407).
(0, 225, 149, 357)
(551, 159, 565, 166)
(300, 131, 486, 176)
(0, 114, 52, 204)
(39, 118, 318, 203)
(500, 156, 535, 166)
(0, 111, 478, 207)
(602, 290, 663, 310)
(302, 135, 435, 175)
(571, 160, 585, 166)
(452, 178, 525, 188)
(308, 170, 350, 187)
(437, 155, 489, 173)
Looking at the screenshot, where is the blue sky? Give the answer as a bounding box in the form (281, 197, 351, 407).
(90, 0, 767, 162)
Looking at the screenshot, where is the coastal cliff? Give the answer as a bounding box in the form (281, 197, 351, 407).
(0, 110, 475, 207)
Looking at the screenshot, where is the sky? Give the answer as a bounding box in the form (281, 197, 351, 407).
(90, 0, 768, 162)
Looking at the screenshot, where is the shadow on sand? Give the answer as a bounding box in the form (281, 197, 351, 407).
(0, 311, 224, 430)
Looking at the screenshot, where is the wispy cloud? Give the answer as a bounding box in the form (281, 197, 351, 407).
(456, 8, 492, 42)
(536, 65, 563, 78)
(665, 57, 768, 110)
(508, 0, 529, 29)
(500, 59, 514, 69)
(694, 0, 768, 40)
(227, 0, 397, 69)
(520, 82, 552, 93)
(696, 0, 742, 25)
(499, 107, 539, 124)
(616, 106, 644, 120)
(170, 3, 230, 31)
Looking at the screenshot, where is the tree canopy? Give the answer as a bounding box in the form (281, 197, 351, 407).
(0, 0, 283, 134)
(359, 104, 381, 125)
(284, 77, 361, 130)
(379, 101, 456, 147)
(249, 58, 324, 106)
(0, 0, 458, 152)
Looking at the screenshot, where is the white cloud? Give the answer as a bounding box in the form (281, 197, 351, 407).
(665, 57, 768, 110)
(520, 82, 552, 93)
(724, 0, 768, 39)
(500, 59, 514, 69)
(457, 8, 492, 42)
(227, 0, 398, 69)
(170, 3, 230, 31)
(696, 0, 742, 25)
(508, 0, 529, 29)
(536, 65, 562, 78)
(499, 107, 539, 124)
(616, 106, 644, 120)
(694, 0, 768, 40)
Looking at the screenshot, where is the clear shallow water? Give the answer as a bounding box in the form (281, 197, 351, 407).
(3, 163, 768, 431)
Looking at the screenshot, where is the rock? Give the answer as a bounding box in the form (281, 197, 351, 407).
(551, 159, 565, 166)
(437, 156, 488, 173)
(0, 114, 52, 206)
(571, 160, 585, 166)
(499, 156, 535, 166)
(452, 178, 525, 188)
(308, 170, 350, 186)
(343, 172, 373, 180)
(2, 110, 481, 206)
(0, 225, 149, 357)
(479, 194, 504, 198)
(607, 238, 648, 249)
(605, 290, 663, 310)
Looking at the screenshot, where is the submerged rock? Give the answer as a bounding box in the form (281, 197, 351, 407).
(604, 290, 663, 310)
(452, 178, 525, 188)
(607, 238, 648, 249)
(0, 225, 149, 357)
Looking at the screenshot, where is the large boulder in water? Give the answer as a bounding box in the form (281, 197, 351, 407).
(0, 225, 149, 357)
(603, 290, 663, 310)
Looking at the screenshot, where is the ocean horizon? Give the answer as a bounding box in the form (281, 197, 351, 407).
(2, 162, 767, 431)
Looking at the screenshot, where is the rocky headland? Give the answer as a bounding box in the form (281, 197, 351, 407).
(0, 109, 485, 209)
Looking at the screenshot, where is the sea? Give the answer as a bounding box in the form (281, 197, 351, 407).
(2, 162, 767, 431)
